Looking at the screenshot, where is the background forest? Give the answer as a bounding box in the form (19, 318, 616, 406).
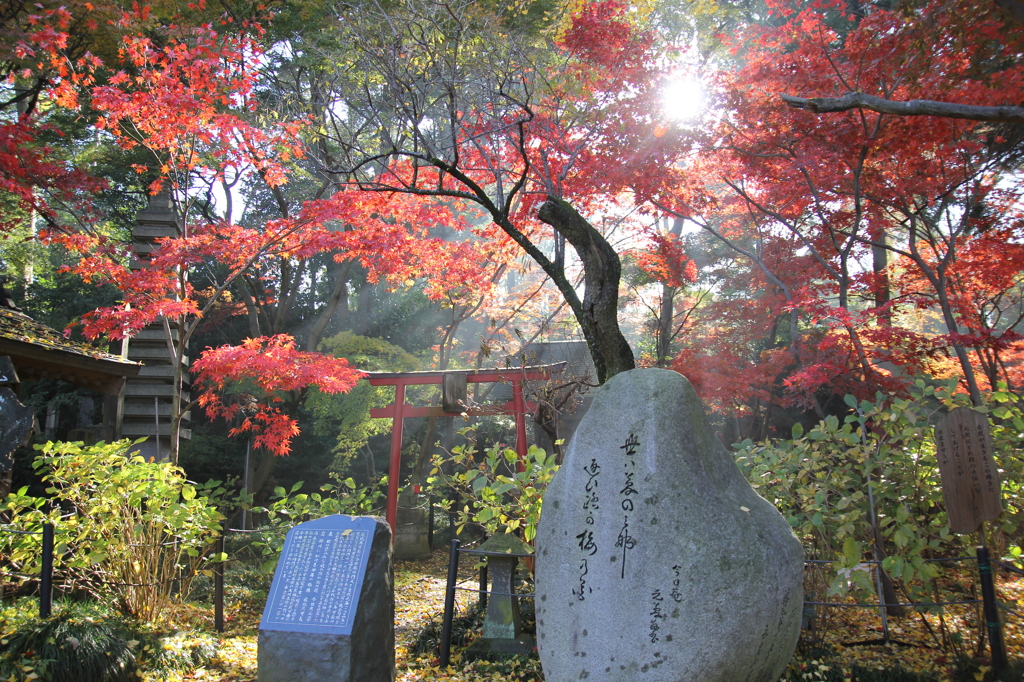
(2, 0, 1024, 518)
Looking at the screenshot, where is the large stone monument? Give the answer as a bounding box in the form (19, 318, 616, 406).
(258, 515, 394, 682)
(535, 368, 803, 682)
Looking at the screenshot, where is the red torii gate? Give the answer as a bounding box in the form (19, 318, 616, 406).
(367, 363, 564, 537)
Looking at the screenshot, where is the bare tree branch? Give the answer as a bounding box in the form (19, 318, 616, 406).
(780, 92, 1024, 124)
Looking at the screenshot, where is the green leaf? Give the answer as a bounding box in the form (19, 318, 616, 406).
(842, 536, 862, 564)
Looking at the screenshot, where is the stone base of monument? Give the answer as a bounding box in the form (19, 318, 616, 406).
(257, 516, 394, 682)
(393, 488, 432, 561)
(260, 631, 392, 682)
(465, 632, 536, 656)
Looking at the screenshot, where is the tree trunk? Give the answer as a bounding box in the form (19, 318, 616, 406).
(873, 522, 907, 618)
(656, 217, 685, 367)
(656, 284, 676, 367)
(872, 232, 891, 325)
(307, 259, 352, 351)
(248, 446, 278, 507)
(537, 197, 635, 384)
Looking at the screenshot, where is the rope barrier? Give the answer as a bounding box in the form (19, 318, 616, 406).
(997, 603, 1023, 619)
(224, 528, 288, 534)
(458, 547, 534, 558)
(451, 586, 536, 599)
(0, 572, 167, 588)
(805, 599, 981, 608)
(993, 559, 1024, 576)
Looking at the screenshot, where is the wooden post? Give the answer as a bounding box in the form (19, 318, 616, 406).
(385, 383, 406, 539)
(512, 379, 528, 473)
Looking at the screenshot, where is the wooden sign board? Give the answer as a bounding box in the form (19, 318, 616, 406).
(441, 372, 468, 412)
(933, 407, 1002, 535)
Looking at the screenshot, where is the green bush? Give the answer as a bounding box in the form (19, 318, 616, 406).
(224, 475, 386, 574)
(427, 433, 558, 542)
(409, 603, 484, 656)
(1, 440, 227, 621)
(187, 561, 274, 611)
(0, 599, 216, 682)
(734, 380, 1024, 603)
(257, 474, 387, 528)
(138, 629, 217, 674)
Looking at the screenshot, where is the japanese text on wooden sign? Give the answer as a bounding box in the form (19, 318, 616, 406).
(934, 407, 1002, 535)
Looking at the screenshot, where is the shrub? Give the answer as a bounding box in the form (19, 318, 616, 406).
(138, 629, 217, 674)
(224, 475, 387, 572)
(0, 607, 138, 682)
(409, 603, 484, 656)
(427, 433, 558, 542)
(734, 380, 1024, 604)
(0, 599, 216, 682)
(1, 440, 227, 622)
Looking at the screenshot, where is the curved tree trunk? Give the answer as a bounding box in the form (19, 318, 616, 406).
(537, 197, 635, 384)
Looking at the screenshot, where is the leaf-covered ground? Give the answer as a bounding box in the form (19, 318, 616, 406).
(141, 551, 1024, 681)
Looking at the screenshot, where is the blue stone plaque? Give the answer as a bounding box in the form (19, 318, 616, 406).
(260, 515, 377, 635)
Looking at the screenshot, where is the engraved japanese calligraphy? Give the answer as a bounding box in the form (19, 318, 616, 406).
(934, 407, 1002, 534)
(573, 457, 603, 601)
(535, 368, 804, 682)
(260, 516, 377, 635)
(615, 433, 640, 578)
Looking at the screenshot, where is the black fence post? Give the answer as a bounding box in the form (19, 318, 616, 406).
(977, 546, 1008, 670)
(439, 539, 461, 668)
(39, 523, 53, 619)
(214, 535, 225, 633)
(479, 562, 488, 609)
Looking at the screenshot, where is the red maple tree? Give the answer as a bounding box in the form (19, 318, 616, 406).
(13, 3, 502, 461)
(655, 0, 1024, 417)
